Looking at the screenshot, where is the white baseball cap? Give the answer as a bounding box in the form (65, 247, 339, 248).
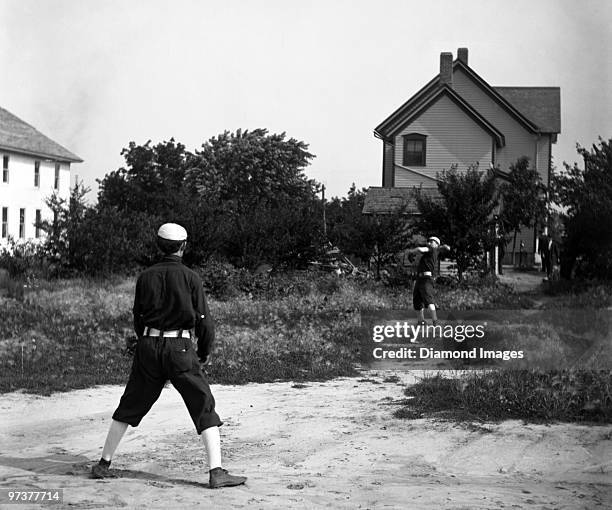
(157, 223, 188, 241)
(428, 236, 441, 245)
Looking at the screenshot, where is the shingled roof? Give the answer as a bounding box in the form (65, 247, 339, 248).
(375, 58, 561, 139)
(0, 106, 83, 162)
(362, 186, 441, 215)
(494, 87, 560, 134)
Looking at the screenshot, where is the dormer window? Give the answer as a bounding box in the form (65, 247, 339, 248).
(403, 133, 427, 166)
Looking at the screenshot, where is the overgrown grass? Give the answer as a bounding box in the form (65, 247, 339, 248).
(0, 272, 609, 398)
(0, 275, 375, 394)
(542, 280, 612, 309)
(395, 370, 612, 423)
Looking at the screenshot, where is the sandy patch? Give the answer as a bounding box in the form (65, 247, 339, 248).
(0, 372, 611, 509)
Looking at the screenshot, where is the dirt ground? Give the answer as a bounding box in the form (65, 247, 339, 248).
(0, 372, 611, 510)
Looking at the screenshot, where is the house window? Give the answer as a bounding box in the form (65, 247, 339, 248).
(2, 155, 8, 183)
(1, 207, 7, 238)
(35, 209, 42, 238)
(34, 161, 40, 187)
(402, 134, 427, 166)
(19, 208, 25, 238)
(54, 163, 60, 190)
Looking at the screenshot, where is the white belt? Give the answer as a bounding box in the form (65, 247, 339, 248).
(418, 271, 432, 277)
(143, 327, 191, 338)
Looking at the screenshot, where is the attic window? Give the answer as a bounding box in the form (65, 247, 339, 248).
(403, 134, 426, 166)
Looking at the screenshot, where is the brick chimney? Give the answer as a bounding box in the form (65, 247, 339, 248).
(457, 47, 468, 65)
(439, 52, 453, 87)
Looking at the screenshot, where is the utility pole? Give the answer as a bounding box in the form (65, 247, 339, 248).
(321, 184, 327, 238)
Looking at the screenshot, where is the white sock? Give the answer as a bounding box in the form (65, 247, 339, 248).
(201, 426, 222, 471)
(101, 419, 129, 462)
(429, 305, 438, 322)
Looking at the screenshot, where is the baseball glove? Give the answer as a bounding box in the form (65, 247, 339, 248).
(121, 335, 139, 357)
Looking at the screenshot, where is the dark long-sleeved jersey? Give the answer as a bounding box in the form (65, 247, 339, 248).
(416, 246, 449, 276)
(133, 255, 214, 359)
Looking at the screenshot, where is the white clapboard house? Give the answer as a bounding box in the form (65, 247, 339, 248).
(0, 106, 82, 245)
(364, 48, 561, 267)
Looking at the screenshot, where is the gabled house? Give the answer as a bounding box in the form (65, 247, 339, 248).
(363, 48, 560, 264)
(0, 106, 82, 245)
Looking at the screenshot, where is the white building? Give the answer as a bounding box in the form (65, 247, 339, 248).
(0, 106, 82, 245)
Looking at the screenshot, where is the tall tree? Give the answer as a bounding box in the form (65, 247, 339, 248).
(552, 137, 612, 278)
(326, 184, 372, 262)
(96, 139, 222, 266)
(97, 139, 194, 217)
(498, 156, 547, 263)
(39, 181, 91, 272)
(187, 129, 320, 268)
(187, 129, 315, 206)
(416, 165, 499, 280)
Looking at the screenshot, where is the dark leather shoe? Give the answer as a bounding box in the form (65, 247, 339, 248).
(209, 467, 247, 488)
(91, 461, 117, 479)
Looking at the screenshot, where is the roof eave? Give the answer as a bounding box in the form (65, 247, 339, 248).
(374, 74, 441, 136)
(0, 144, 83, 163)
(376, 58, 550, 143)
(387, 86, 506, 148)
(454, 61, 540, 133)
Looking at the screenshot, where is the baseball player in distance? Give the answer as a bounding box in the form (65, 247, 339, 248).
(91, 223, 246, 489)
(409, 236, 451, 327)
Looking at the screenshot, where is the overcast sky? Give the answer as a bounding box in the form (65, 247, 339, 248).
(0, 0, 610, 200)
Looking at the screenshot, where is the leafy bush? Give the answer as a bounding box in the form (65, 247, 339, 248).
(0, 239, 46, 279)
(197, 260, 243, 300)
(552, 137, 612, 279)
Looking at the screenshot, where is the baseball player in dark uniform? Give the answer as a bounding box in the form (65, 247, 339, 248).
(410, 236, 450, 327)
(91, 223, 246, 489)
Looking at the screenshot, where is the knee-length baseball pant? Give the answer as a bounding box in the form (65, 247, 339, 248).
(112, 336, 222, 434)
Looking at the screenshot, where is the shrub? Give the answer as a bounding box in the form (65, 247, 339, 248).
(552, 137, 612, 278)
(0, 239, 46, 279)
(197, 260, 242, 300)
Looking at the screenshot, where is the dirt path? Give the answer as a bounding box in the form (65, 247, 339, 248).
(1, 373, 611, 509)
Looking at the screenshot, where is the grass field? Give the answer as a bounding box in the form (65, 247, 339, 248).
(0, 273, 527, 392)
(1, 272, 610, 423)
(395, 369, 612, 424)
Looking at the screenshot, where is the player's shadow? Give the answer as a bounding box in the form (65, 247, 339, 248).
(0, 453, 209, 488)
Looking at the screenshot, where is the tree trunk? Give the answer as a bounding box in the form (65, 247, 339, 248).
(512, 230, 518, 266)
